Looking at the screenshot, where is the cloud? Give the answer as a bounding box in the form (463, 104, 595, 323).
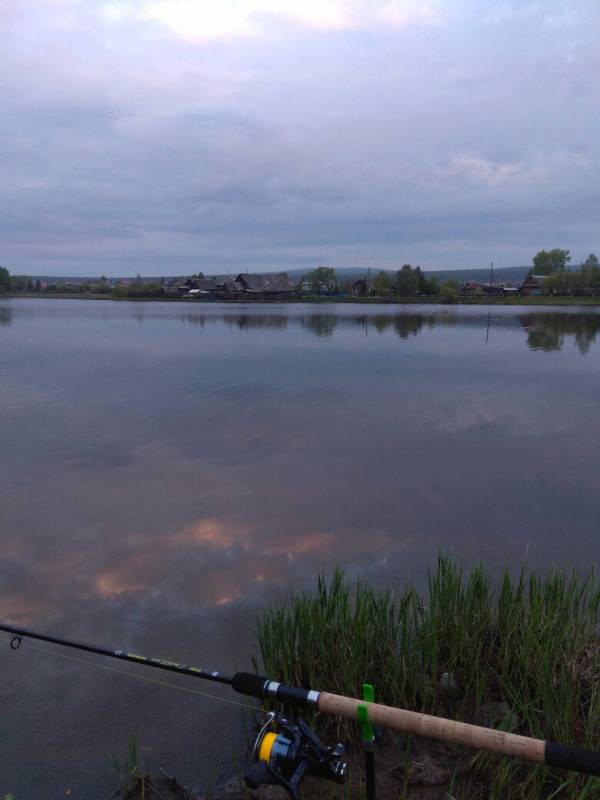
(142, 0, 442, 41)
(1, 0, 599, 274)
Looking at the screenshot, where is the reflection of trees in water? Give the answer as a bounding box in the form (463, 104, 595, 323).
(0, 307, 11, 327)
(519, 314, 600, 354)
(301, 315, 337, 337)
(368, 314, 430, 338)
(181, 314, 206, 327)
(173, 308, 600, 352)
(232, 314, 288, 330)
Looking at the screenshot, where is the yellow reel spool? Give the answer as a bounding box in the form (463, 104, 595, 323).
(259, 731, 277, 763)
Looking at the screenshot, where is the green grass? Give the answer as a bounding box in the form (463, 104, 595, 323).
(254, 557, 600, 798)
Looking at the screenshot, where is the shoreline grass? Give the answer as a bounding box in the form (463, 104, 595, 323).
(254, 558, 600, 798)
(5, 293, 600, 307)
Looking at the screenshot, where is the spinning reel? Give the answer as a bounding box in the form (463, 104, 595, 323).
(246, 711, 348, 800)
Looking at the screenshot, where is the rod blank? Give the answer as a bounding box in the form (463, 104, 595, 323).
(0, 621, 233, 686)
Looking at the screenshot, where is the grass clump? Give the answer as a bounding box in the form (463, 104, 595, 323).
(254, 557, 600, 798)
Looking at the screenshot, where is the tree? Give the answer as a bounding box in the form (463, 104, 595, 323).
(395, 264, 418, 296)
(112, 283, 129, 298)
(0, 267, 10, 293)
(582, 253, 598, 269)
(420, 273, 440, 296)
(305, 266, 337, 295)
(97, 276, 111, 293)
(9, 274, 30, 292)
(530, 249, 571, 276)
(372, 270, 393, 295)
(440, 279, 460, 303)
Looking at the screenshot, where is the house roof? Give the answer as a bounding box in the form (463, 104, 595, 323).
(196, 278, 218, 291)
(217, 277, 244, 291)
(521, 274, 547, 286)
(236, 273, 295, 292)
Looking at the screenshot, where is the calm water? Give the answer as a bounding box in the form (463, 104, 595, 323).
(1, 299, 600, 797)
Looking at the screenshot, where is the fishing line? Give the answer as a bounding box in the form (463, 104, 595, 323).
(0, 635, 257, 712)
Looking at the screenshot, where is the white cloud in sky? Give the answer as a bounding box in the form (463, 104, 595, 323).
(142, 0, 442, 41)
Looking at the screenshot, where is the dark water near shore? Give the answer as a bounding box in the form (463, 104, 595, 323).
(1, 299, 600, 797)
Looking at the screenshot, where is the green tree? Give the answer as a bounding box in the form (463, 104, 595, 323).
(394, 264, 418, 296)
(0, 267, 10, 293)
(97, 276, 111, 293)
(530, 249, 571, 276)
(372, 270, 393, 295)
(112, 283, 129, 298)
(305, 266, 337, 295)
(440, 279, 460, 303)
(9, 274, 30, 292)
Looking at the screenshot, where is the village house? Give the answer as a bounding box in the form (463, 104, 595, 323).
(177, 278, 219, 296)
(351, 278, 369, 297)
(462, 280, 483, 296)
(519, 275, 547, 296)
(462, 281, 518, 297)
(235, 273, 296, 299)
(216, 277, 244, 298)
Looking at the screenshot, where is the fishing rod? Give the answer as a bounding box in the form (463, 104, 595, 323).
(2, 621, 600, 796)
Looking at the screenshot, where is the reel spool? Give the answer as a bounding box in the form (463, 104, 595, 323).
(246, 711, 348, 800)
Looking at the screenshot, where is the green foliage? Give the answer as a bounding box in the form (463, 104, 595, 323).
(9, 274, 33, 292)
(393, 264, 440, 296)
(543, 256, 600, 296)
(531, 249, 571, 276)
(394, 264, 419, 296)
(440, 279, 460, 302)
(0, 267, 9, 292)
(111, 281, 164, 299)
(372, 270, 393, 295)
(110, 735, 144, 794)
(305, 266, 338, 294)
(256, 558, 600, 798)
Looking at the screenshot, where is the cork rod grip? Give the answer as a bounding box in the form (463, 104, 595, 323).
(317, 692, 545, 763)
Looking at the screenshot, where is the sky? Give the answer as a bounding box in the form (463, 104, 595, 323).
(2, 0, 599, 277)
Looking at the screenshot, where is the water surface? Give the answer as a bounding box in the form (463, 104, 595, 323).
(1, 299, 600, 797)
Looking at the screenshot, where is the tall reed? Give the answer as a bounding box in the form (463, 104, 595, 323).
(254, 557, 600, 798)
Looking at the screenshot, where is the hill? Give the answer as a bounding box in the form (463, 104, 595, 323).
(287, 266, 530, 285)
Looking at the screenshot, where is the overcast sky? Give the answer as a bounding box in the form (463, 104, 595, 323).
(2, 0, 599, 276)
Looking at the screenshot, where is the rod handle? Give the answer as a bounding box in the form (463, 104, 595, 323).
(545, 741, 600, 778)
(232, 673, 320, 706)
(318, 692, 545, 763)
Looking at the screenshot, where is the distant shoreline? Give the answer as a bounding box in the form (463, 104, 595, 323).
(4, 292, 600, 307)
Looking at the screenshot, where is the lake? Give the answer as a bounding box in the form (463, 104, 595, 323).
(1, 298, 600, 797)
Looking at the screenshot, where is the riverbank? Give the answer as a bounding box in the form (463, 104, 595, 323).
(252, 558, 600, 799)
(114, 558, 600, 800)
(5, 292, 600, 307)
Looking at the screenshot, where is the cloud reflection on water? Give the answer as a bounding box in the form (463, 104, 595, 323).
(3, 300, 600, 798)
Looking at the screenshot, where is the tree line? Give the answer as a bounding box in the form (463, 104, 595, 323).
(528, 250, 600, 293)
(0, 270, 173, 298)
(302, 264, 455, 298)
